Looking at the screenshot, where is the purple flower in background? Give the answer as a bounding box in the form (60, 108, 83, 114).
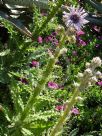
(96, 81, 102, 87)
(78, 38, 87, 46)
(71, 107, 80, 115)
(38, 36, 43, 43)
(76, 30, 85, 36)
(95, 44, 100, 48)
(48, 81, 59, 89)
(63, 6, 89, 31)
(72, 50, 77, 56)
(20, 78, 28, 84)
(55, 105, 65, 111)
(30, 60, 39, 68)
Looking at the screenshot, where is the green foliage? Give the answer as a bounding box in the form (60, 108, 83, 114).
(65, 86, 102, 136)
(0, 0, 101, 136)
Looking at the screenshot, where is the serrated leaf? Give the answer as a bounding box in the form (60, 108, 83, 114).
(69, 128, 79, 136)
(22, 128, 33, 136)
(0, 11, 32, 38)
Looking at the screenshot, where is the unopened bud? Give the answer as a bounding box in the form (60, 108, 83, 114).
(90, 76, 98, 84)
(73, 82, 80, 87)
(96, 71, 102, 78)
(84, 68, 93, 77)
(60, 48, 67, 55)
(85, 62, 90, 68)
(91, 57, 102, 68)
(56, 25, 65, 34)
(77, 73, 83, 78)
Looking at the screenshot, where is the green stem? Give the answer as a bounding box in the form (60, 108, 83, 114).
(18, 34, 66, 123)
(50, 89, 80, 136)
(33, 0, 65, 38)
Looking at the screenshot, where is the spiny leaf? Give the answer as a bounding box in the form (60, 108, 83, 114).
(0, 11, 32, 37)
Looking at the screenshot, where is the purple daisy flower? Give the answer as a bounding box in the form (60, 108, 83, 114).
(63, 6, 89, 31)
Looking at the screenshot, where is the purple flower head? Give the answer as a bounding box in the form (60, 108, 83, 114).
(48, 81, 59, 89)
(63, 6, 89, 31)
(76, 30, 85, 36)
(55, 105, 65, 111)
(30, 60, 39, 68)
(37, 36, 43, 44)
(97, 81, 102, 87)
(51, 31, 58, 37)
(71, 107, 80, 115)
(78, 38, 87, 46)
(47, 36, 53, 41)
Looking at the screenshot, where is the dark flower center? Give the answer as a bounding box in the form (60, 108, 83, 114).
(70, 14, 79, 23)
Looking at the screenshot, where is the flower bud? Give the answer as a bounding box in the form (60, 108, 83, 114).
(84, 68, 93, 77)
(90, 76, 98, 84)
(85, 62, 90, 68)
(73, 82, 80, 87)
(91, 57, 102, 68)
(77, 72, 83, 78)
(60, 48, 67, 55)
(56, 25, 65, 34)
(96, 71, 102, 78)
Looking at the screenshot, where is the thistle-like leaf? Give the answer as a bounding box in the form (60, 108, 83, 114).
(3, 0, 48, 9)
(0, 11, 33, 37)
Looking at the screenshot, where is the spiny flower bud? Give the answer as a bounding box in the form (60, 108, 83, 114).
(60, 48, 67, 55)
(75, 96, 83, 101)
(73, 82, 80, 87)
(96, 71, 102, 78)
(77, 72, 83, 78)
(84, 68, 93, 77)
(85, 62, 90, 68)
(91, 57, 102, 68)
(56, 25, 65, 34)
(90, 76, 98, 84)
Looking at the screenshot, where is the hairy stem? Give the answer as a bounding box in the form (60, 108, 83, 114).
(50, 89, 80, 136)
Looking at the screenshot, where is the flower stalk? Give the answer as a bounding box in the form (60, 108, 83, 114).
(49, 89, 80, 136)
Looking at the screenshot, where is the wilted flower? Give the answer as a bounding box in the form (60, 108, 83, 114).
(63, 6, 89, 31)
(48, 81, 59, 89)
